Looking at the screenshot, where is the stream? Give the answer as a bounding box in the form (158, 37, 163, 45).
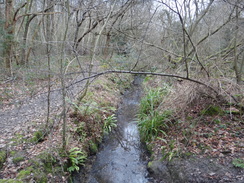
(73, 76, 151, 183)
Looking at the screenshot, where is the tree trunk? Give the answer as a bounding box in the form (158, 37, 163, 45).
(233, 2, 242, 84)
(103, 32, 111, 59)
(20, 0, 34, 66)
(4, 0, 14, 74)
(45, 0, 54, 128)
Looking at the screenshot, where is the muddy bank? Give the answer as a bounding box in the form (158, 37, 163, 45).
(148, 155, 244, 183)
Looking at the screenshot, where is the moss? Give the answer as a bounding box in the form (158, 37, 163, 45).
(37, 152, 57, 173)
(13, 156, 25, 164)
(17, 167, 33, 179)
(0, 150, 7, 169)
(16, 151, 64, 182)
(0, 180, 23, 183)
(147, 161, 153, 168)
(30, 130, 45, 143)
(32, 172, 48, 183)
(17, 166, 48, 183)
(89, 140, 98, 155)
(181, 152, 193, 158)
(200, 105, 223, 116)
(10, 151, 16, 156)
(10, 134, 25, 145)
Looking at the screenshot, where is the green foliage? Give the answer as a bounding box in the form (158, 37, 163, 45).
(17, 165, 48, 183)
(137, 86, 180, 160)
(103, 114, 117, 135)
(67, 96, 100, 116)
(16, 151, 63, 182)
(10, 151, 16, 156)
(10, 133, 25, 145)
(137, 87, 172, 142)
(200, 105, 223, 116)
(89, 140, 98, 154)
(67, 147, 87, 173)
(30, 130, 45, 143)
(138, 111, 172, 142)
(37, 152, 57, 173)
(213, 118, 221, 124)
(13, 156, 25, 164)
(161, 140, 179, 161)
(139, 88, 165, 115)
(17, 167, 33, 180)
(74, 122, 86, 136)
(232, 158, 244, 168)
(0, 150, 7, 169)
(0, 180, 23, 183)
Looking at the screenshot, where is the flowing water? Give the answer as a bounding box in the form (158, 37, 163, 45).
(74, 76, 150, 183)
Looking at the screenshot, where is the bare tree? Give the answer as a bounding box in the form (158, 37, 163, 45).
(3, 0, 15, 74)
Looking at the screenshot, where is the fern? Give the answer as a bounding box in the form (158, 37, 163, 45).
(67, 147, 87, 172)
(232, 158, 244, 168)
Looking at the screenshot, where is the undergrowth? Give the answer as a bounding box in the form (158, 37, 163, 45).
(138, 77, 244, 162)
(0, 74, 125, 182)
(137, 85, 174, 148)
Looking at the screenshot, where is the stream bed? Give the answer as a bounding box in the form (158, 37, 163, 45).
(73, 76, 151, 183)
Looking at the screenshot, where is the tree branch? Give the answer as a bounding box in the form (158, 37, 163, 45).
(67, 70, 219, 95)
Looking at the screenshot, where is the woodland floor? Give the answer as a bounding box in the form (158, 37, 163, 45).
(0, 62, 108, 182)
(0, 70, 243, 182)
(145, 78, 244, 182)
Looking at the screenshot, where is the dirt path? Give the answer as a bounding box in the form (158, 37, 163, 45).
(0, 76, 85, 137)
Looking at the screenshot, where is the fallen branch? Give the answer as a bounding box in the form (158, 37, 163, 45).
(67, 70, 219, 95)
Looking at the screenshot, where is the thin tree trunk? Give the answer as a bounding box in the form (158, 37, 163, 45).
(233, 2, 241, 84)
(60, 0, 70, 150)
(4, 0, 14, 75)
(45, 0, 54, 129)
(20, 0, 33, 66)
(175, 1, 189, 78)
(103, 32, 111, 59)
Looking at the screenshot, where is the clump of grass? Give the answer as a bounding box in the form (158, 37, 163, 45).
(138, 110, 172, 142)
(138, 87, 172, 142)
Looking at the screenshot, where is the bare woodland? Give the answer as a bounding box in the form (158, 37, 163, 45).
(0, 0, 244, 181)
